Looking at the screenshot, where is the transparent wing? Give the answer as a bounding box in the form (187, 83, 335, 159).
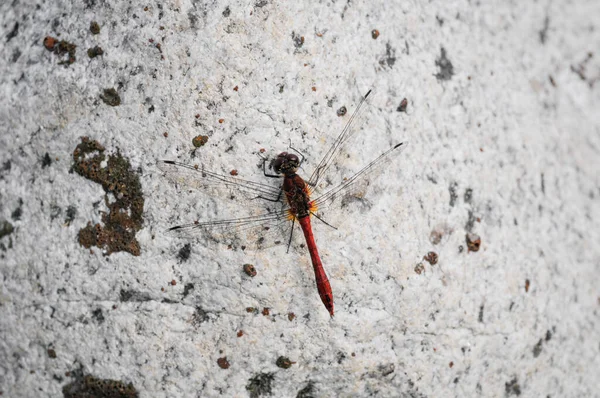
(159, 160, 282, 201)
(160, 159, 298, 249)
(312, 142, 407, 218)
(307, 89, 375, 189)
(166, 208, 295, 250)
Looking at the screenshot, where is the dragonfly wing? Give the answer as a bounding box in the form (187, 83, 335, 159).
(166, 209, 296, 250)
(312, 142, 407, 218)
(307, 89, 375, 189)
(159, 160, 282, 201)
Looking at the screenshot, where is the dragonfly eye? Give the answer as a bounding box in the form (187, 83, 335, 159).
(270, 153, 286, 173)
(287, 154, 299, 165)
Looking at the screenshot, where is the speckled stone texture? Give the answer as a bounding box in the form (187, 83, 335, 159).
(1, 1, 599, 397)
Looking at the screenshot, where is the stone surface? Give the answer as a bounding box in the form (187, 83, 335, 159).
(1, 1, 599, 397)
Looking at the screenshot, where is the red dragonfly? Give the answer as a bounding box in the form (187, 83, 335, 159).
(161, 90, 406, 317)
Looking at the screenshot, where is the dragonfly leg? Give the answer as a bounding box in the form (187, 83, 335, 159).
(288, 139, 306, 167)
(259, 154, 282, 179)
(252, 188, 283, 203)
(311, 211, 338, 230)
(286, 217, 296, 253)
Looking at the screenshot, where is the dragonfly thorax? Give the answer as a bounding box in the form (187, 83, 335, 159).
(271, 152, 300, 176)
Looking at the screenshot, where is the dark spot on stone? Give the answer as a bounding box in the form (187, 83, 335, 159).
(296, 381, 315, 398)
(276, 356, 293, 369)
(192, 306, 209, 325)
(90, 21, 100, 35)
(541, 173, 545, 194)
(7, 22, 19, 42)
(465, 210, 476, 232)
(464, 188, 473, 203)
(222, 6, 231, 17)
(42, 153, 52, 168)
(177, 243, 191, 261)
(505, 377, 521, 396)
(0, 220, 14, 240)
(291, 31, 304, 48)
(449, 181, 458, 206)
(539, 16, 549, 44)
(65, 205, 77, 224)
(11, 198, 23, 221)
(435, 47, 454, 81)
(50, 204, 62, 221)
(397, 98, 408, 112)
(87, 46, 104, 58)
(533, 338, 543, 357)
(119, 289, 151, 302)
(11, 48, 21, 62)
(182, 283, 194, 298)
(148, 105, 155, 113)
(246, 373, 274, 398)
(100, 88, 121, 106)
(545, 329, 552, 341)
(379, 363, 395, 376)
(478, 304, 484, 322)
(379, 43, 396, 68)
(92, 308, 105, 323)
(255, 0, 268, 8)
(47, 348, 57, 358)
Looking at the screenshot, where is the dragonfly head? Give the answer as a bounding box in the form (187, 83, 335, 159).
(271, 152, 300, 175)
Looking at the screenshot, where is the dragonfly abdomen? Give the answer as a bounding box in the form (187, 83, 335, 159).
(298, 215, 334, 317)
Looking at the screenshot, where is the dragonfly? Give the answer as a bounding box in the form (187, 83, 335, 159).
(161, 89, 406, 317)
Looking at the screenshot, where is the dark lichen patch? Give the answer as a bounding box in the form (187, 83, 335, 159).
(435, 47, 454, 81)
(90, 21, 100, 35)
(192, 135, 209, 148)
(276, 356, 294, 369)
(246, 373, 274, 398)
(43, 36, 77, 65)
(100, 88, 121, 106)
(87, 46, 104, 58)
(0, 221, 14, 240)
(505, 377, 521, 396)
(73, 137, 144, 256)
(62, 374, 138, 398)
